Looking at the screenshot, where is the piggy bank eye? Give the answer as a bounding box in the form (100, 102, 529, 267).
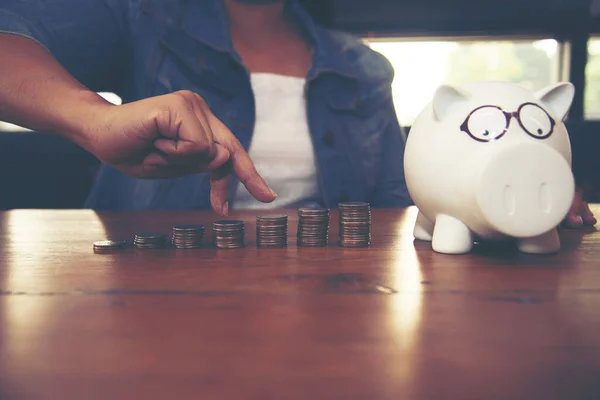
(461, 106, 508, 142)
(518, 103, 555, 140)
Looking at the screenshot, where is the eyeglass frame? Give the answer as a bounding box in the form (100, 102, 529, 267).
(459, 102, 557, 143)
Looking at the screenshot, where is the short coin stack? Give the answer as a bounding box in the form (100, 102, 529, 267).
(297, 208, 330, 247)
(172, 225, 205, 249)
(134, 233, 167, 249)
(256, 215, 288, 248)
(338, 202, 371, 248)
(93, 240, 128, 254)
(213, 220, 245, 249)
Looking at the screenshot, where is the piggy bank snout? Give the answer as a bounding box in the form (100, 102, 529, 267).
(475, 143, 574, 238)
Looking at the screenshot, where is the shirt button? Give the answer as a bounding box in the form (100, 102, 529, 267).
(323, 131, 335, 147)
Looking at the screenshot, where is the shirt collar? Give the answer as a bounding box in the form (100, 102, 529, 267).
(287, 1, 359, 80)
(181, 0, 360, 80)
(182, 0, 234, 55)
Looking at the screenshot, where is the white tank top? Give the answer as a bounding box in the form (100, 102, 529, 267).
(232, 73, 321, 209)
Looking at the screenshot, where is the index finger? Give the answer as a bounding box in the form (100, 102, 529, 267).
(207, 113, 277, 203)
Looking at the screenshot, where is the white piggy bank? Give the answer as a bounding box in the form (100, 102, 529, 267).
(404, 81, 576, 255)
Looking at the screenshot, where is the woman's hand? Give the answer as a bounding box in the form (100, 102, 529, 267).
(563, 189, 597, 229)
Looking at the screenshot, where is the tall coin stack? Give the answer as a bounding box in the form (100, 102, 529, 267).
(297, 208, 330, 247)
(213, 220, 245, 249)
(134, 233, 167, 249)
(172, 225, 205, 249)
(256, 215, 288, 248)
(338, 202, 371, 247)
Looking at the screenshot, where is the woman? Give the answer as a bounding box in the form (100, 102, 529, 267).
(0, 0, 594, 227)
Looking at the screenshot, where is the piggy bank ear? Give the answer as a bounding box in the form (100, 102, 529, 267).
(535, 82, 575, 121)
(433, 85, 470, 121)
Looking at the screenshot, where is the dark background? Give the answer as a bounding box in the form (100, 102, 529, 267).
(1, 0, 600, 209)
(304, 0, 599, 36)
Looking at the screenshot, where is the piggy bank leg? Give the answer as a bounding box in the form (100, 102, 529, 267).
(432, 214, 473, 254)
(414, 211, 434, 241)
(517, 229, 560, 254)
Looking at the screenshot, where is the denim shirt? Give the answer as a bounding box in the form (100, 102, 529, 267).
(0, 0, 413, 210)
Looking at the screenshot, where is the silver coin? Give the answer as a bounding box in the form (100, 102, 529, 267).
(338, 201, 370, 206)
(173, 224, 205, 231)
(93, 240, 128, 249)
(257, 214, 288, 218)
(135, 233, 167, 240)
(214, 220, 244, 226)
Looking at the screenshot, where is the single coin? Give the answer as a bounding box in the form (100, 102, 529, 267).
(93, 240, 128, 249)
(213, 220, 244, 227)
(173, 225, 205, 232)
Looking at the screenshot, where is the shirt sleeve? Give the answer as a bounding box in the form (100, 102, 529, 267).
(370, 95, 414, 208)
(0, 0, 129, 93)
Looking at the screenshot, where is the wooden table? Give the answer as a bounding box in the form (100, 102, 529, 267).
(1, 206, 599, 399)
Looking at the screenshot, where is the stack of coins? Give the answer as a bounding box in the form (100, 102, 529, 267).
(338, 202, 371, 247)
(213, 220, 245, 249)
(93, 240, 128, 254)
(297, 208, 330, 247)
(134, 233, 167, 249)
(172, 225, 205, 249)
(256, 215, 288, 248)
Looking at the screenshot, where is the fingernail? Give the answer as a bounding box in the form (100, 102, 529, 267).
(222, 201, 229, 216)
(269, 188, 278, 198)
(575, 216, 583, 225)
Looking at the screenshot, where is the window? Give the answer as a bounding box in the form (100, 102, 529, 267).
(585, 37, 600, 120)
(0, 92, 122, 132)
(365, 38, 562, 127)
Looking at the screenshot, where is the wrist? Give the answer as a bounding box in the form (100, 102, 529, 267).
(57, 90, 114, 153)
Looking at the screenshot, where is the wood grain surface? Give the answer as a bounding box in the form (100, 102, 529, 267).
(1, 206, 599, 399)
